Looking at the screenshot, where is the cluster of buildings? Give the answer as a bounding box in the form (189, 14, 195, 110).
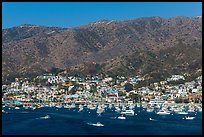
(2, 73, 202, 108)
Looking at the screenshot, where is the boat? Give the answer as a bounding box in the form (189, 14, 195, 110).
(40, 115, 50, 119)
(2, 110, 8, 114)
(115, 106, 121, 112)
(136, 103, 141, 108)
(108, 104, 113, 109)
(15, 107, 20, 110)
(118, 115, 126, 119)
(121, 106, 126, 111)
(78, 105, 84, 112)
(197, 107, 202, 112)
(121, 110, 134, 115)
(79, 104, 83, 108)
(96, 107, 104, 114)
(70, 103, 76, 108)
(156, 109, 170, 115)
(149, 118, 155, 121)
(88, 104, 96, 110)
(185, 116, 195, 120)
(177, 111, 188, 115)
(56, 105, 63, 108)
(91, 122, 104, 127)
(188, 108, 195, 113)
(64, 105, 70, 109)
(146, 107, 154, 112)
(129, 104, 135, 110)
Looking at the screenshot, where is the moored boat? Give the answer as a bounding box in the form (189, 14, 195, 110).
(156, 109, 170, 115)
(121, 109, 134, 115)
(118, 115, 126, 119)
(177, 111, 188, 115)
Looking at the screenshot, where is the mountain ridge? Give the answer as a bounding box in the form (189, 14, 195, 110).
(2, 16, 202, 83)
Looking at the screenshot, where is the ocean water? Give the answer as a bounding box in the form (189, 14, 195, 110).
(2, 107, 202, 135)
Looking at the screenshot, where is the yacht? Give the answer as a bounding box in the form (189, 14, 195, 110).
(197, 107, 202, 112)
(185, 116, 195, 120)
(121, 110, 134, 115)
(136, 103, 141, 108)
(108, 104, 113, 109)
(40, 115, 50, 119)
(118, 115, 126, 119)
(146, 107, 154, 112)
(129, 104, 135, 110)
(177, 111, 188, 115)
(70, 103, 76, 108)
(92, 122, 104, 127)
(15, 107, 20, 110)
(149, 118, 155, 121)
(96, 107, 104, 114)
(56, 105, 63, 108)
(64, 105, 70, 109)
(156, 109, 170, 115)
(115, 106, 121, 112)
(78, 104, 83, 112)
(121, 106, 126, 111)
(188, 108, 195, 113)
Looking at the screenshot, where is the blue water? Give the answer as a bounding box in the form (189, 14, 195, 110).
(2, 107, 202, 135)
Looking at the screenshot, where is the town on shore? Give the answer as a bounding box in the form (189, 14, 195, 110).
(2, 73, 202, 115)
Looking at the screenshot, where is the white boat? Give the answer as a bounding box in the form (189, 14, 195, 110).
(146, 108, 154, 112)
(197, 107, 202, 112)
(129, 104, 135, 110)
(64, 105, 70, 109)
(89, 106, 96, 110)
(118, 115, 126, 119)
(115, 106, 121, 112)
(136, 103, 141, 108)
(78, 105, 83, 112)
(156, 110, 170, 115)
(15, 107, 20, 110)
(122, 106, 126, 111)
(78, 107, 83, 112)
(91, 122, 104, 127)
(121, 110, 134, 115)
(188, 108, 195, 113)
(108, 104, 113, 109)
(40, 115, 50, 119)
(2, 110, 8, 114)
(79, 104, 83, 108)
(149, 118, 155, 121)
(185, 116, 195, 120)
(70, 103, 76, 108)
(56, 105, 62, 108)
(177, 111, 188, 115)
(24, 106, 29, 109)
(88, 104, 96, 110)
(96, 107, 104, 114)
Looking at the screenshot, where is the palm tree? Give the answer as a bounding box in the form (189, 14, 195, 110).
(129, 93, 142, 103)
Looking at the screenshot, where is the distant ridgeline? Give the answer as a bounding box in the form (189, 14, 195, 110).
(2, 16, 202, 84)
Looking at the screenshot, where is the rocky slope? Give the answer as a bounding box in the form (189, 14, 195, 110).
(2, 16, 202, 83)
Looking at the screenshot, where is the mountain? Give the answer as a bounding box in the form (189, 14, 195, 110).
(2, 16, 202, 83)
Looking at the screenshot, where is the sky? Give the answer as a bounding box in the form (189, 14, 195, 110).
(2, 2, 202, 29)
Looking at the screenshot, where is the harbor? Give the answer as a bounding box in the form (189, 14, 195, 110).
(2, 104, 202, 135)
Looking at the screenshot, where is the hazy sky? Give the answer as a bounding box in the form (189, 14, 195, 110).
(3, 2, 202, 29)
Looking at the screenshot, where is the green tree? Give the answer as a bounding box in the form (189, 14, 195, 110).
(124, 83, 133, 92)
(129, 93, 142, 103)
(118, 91, 126, 96)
